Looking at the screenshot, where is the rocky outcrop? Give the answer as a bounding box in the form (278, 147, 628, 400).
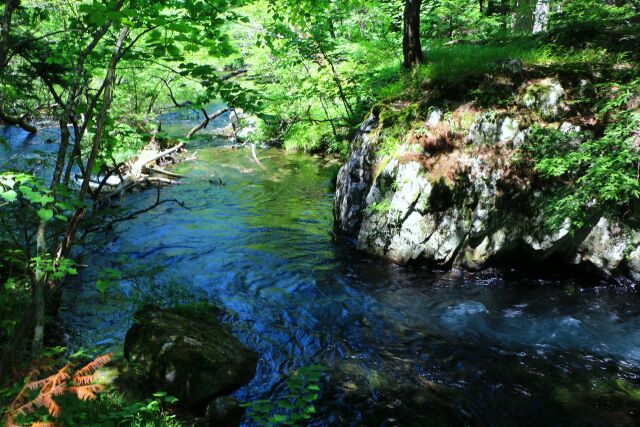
(334, 79, 640, 282)
(124, 305, 258, 411)
(333, 114, 379, 236)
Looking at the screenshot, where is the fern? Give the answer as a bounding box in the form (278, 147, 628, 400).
(4, 353, 112, 427)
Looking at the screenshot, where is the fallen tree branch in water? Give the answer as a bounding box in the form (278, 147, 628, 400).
(187, 107, 233, 139)
(0, 108, 37, 133)
(144, 166, 184, 179)
(251, 143, 278, 181)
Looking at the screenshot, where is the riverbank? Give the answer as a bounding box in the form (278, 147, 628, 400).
(334, 20, 640, 283)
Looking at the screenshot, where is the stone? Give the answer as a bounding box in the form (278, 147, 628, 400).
(205, 396, 245, 427)
(573, 218, 628, 273)
(333, 104, 640, 283)
(124, 305, 258, 411)
(628, 247, 640, 281)
(495, 58, 524, 75)
(466, 112, 520, 145)
(334, 113, 379, 236)
(427, 109, 443, 127)
(518, 78, 566, 121)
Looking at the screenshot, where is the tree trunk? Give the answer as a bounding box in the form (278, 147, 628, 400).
(532, 0, 550, 34)
(402, 0, 424, 68)
(0, 0, 19, 70)
(57, 27, 129, 259)
(31, 222, 46, 358)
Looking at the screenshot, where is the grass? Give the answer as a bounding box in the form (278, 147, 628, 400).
(375, 31, 637, 104)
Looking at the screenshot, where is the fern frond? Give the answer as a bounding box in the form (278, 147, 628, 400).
(42, 395, 61, 418)
(10, 380, 32, 406)
(68, 384, 103, 401)
(4, 414, 21, 427)
(7, 354, 112, 425)
(26, 377, 51, 390)
(71, 374, 96, 386)
(73, 353, 112, 378)
(13, 395, 42, 415)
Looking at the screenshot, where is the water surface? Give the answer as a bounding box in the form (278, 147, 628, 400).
(4, 124, 639, 426)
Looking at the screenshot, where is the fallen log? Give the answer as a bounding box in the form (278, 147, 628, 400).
(130, 142, 185, 177)
(0, 108, 37, 133)
(146, 176, 178, 185)
(187, 107, 233, 139)
(144, 166, 184, 179)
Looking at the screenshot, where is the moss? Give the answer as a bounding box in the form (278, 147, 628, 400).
(378, 102, 424, 128)
(368, 199, 392, 214)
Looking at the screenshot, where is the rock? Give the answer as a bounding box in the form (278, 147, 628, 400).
(466, 112, 520, 146)
(518, 78, 566, 121)
(205, 396, 245, 427)
(629, 247, 640, 281)
(124, 305, 258, 411)
(334, 113, 379, 236)
(495, 58, 524, 75)
(427, 109, 443, 127)
(571, 218, 628, 274)
(334, 103, 640, 283)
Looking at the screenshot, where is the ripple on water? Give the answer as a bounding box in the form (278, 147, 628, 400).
(51, 141, 640, 426)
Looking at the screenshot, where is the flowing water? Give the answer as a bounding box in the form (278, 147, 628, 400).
(3, 122, 640, 426)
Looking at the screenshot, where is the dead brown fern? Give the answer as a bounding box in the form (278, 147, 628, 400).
(4, 353, 112, 427)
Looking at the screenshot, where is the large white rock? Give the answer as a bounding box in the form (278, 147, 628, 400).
(519, 78, 566, 121)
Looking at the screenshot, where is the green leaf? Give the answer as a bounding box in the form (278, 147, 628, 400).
(40, 195, 54, 205)
(2, 189, 17, 202)
(165, 396, 179, 404)
(37, 208, 54, 221)
(96, 279, 110, 294)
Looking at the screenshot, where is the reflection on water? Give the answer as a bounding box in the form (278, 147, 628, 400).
(7, 128, 633, 426)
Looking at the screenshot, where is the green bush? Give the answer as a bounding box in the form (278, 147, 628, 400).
(522, 79, 640, 229)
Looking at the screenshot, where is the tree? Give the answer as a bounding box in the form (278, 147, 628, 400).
(0, 0, 249, 376)
(403, 0, 424, 68)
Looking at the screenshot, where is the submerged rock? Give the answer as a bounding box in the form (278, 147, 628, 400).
(124, 305, 258, 411)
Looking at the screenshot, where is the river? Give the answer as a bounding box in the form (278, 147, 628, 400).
(3, 118, 640, 426)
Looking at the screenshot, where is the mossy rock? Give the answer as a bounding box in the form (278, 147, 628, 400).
(124, 304, 258, 411)
(518, 78, 567, 121)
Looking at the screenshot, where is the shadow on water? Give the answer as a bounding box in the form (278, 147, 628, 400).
(3, 121, 638, 426)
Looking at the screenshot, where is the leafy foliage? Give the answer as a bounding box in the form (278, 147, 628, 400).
(4, 353, 112, 426)
(242, 365, 327, 426)
(522, 79, 640, 229)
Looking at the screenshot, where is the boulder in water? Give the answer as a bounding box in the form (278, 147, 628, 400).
(124, 304, 258, 411)
(205, 396, 245, 427)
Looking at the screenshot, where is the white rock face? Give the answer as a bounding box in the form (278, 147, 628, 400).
(629, 247, 640, 281)
(467, 113, 520, 146)
(334, 114, 379, 236)
(333, 101, 639, 282)
(572, 218, 628, 273)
